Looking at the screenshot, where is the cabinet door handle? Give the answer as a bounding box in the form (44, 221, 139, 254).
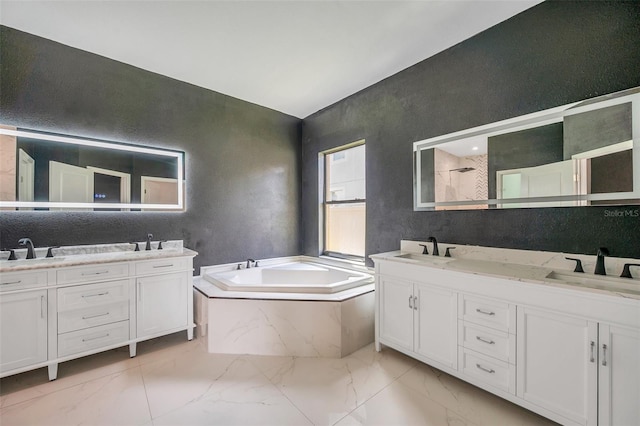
(476, 336, 495, 345)
(82, 291, 109, 298)
(413, 296, 418, 310)
(82, 333, 110, 342)
(153, 264, 174, 268)
(82, 312, 110, 320)
(408, 295, 413, 309)
(41, 295, 45, 319)
(590, 341, 595, 363)
(81, 270, 109, 276)
(475, 308, 495, 316)
(476, 363, 495, 374)
(602, 344, 607, 366)
(1, 280, 22, 285)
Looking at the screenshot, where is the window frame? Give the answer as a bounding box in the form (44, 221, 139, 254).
(320, 140, 366, 260)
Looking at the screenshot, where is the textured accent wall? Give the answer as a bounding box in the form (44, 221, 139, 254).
(301, 1, 640, 263)
(0, 26, 302, 273)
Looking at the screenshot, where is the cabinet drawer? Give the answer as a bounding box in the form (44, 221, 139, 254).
(58, 280, 129, 311)
(135, 257, 189, 276)
(57, 262, 129, 284)
(459, 347, 515, 394)
(58, 301, 129, 334)
(459, 321, 515, 363)
(0, 270, 48, 292)
(459, 294, 514, 332)
(58, 320, 129, 357)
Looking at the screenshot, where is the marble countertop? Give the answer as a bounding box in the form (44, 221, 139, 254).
(370, 249, 640, 301)
(0, 241, 197, 273)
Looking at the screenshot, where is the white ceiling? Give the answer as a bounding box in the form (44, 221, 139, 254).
(0, 0, 542, 118)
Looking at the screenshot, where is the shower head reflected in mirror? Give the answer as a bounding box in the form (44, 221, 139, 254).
(449, 167, 476, 173)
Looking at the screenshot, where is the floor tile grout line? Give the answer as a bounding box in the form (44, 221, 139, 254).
(138, 364, 155, 424)
(260, 369, 317, 426)
(330, 361, 416, 426)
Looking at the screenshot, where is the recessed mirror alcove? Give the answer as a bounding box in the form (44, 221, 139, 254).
(0, 126, 185, 211)
(413, 87, 640, 210)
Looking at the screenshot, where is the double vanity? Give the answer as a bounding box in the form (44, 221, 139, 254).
(372, 240, 639, 426)
(0, 240, 196, 381)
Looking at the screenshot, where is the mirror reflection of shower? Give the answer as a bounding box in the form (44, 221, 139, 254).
(434, 146, 488, 210)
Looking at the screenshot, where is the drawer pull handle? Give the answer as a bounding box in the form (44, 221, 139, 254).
(590, 341, 595, 363)
(82, 312, 110, 320)
(82, 333, 110, 342)
(408, 295, 413, 309)
(476, 336, 495, 345)
(476, 363, 495, 374)
(81, 270, 109, 276)
(82, 291, 109, 298)
(602, 344, 608, 366)
(2, 280, 22, 285)
(475, 308, 495, 316)
(153, 264, 174, 268)
(413, 296, 418, 310)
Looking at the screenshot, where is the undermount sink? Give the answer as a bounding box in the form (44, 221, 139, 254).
(545, 270, 640, 295)
(394, 253, 453, 264)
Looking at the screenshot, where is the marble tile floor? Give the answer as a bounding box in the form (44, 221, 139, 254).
(0, 333, 557, 426)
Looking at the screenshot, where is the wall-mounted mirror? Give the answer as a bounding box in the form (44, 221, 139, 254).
(414, 87, 639, 210)
(0, 126, 185, 211)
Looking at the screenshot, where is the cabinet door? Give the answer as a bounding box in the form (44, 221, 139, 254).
(414, 282, 457, 369)
(517, 306, 597, 425)
(598, 323, 640, 426)
(0, 290, 47, 373)
(136, 272, 188, 338)
(378, 276, 413, 351)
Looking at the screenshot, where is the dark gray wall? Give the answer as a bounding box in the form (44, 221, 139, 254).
(302, 1, 640, 263)
(0, 26, 302, 273)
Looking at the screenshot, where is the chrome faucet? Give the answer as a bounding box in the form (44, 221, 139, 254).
(594, 247, 609, 275)
(246, 258, 256, 268)
(18, 238, 36, 259)
(427, 236, 439, 256)
(145, 234, 153, 251)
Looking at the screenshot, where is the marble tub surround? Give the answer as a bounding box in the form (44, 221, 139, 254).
(195, 256, 375, 358)
(0, 240, 197, 272)
(389, 239, 640, 298)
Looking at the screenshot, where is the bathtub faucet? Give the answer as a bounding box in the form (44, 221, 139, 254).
(246, 258, 256, 268)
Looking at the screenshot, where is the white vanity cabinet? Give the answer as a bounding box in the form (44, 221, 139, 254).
(0, 289, 48, 373)
(517, 306, 597, 425)
(0, 249, 195, 381)
(378, 272, 458, 370)
(136, 272, 189, 338)
(597, 323, 640, 426)
(517, 307, 640, 426)
(373, 253, 640, 426)
(0, 270, 49, 375)
(458, 294, 516, 394)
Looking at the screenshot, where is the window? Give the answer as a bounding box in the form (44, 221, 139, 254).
(322, 142, 365, 259)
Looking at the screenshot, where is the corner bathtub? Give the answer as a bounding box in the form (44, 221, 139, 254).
(203, 261, 372, 294)
(193, 256, 375, 358)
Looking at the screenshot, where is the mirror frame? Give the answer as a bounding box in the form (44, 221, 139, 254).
(413, 87, 640, 210)
(0, 127, 185, 211)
